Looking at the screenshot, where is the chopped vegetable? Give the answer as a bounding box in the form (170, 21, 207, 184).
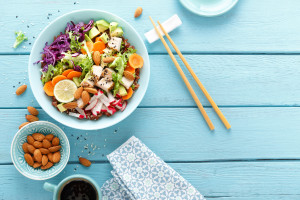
(129, 53, 144, 68)
(43, 81, 54, 96)
(122, 87, 133, 100)
(52, 75, 67, 86)
(62, 69, 74, 77)
(92, 41, 106, 53)
(13, 31, 28, 48)
(124, 65, 135, 74)
(67, 71, 82, 79)
(81, 41, 93, 55)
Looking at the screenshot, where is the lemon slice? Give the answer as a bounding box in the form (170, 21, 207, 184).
(54, 79, 77, 103)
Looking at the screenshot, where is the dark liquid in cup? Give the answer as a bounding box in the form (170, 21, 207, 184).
(60, 180, 97, 200)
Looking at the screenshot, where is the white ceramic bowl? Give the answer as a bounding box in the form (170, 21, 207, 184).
(28, 10, 150, 130)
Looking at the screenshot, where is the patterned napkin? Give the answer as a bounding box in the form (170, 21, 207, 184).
(101, 136, 205, 200)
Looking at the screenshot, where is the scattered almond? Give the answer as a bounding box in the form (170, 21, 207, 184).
(79, 157, 91, 167)
(33, 141, 43, 148)
(42, 139, 52, 148)
(81, 91, 90, 106)
(42, 155, 48, 166)
(52, 151, 61, 163)
(47, 153, 54, 163)
(102, 57, 115, 63)
(93, 51, 101, 66)
(33, 162, 42, 168)
(63, 102, 78, 109)
(24, 153, 34, 166)
(22, 143, 29, 153)
(41, 162, 53, 170)
(39, 148, 50, 155)
(27, 135, 35, 145)
(52, 137, 60, 146)
(32, 133, 45, 141)
(74, 87, 83, 99)
(134, 7, 143, 18)
(19, 122, 30, 129)
(45, 134, 54, 141)
(33, 149, 42, 163)
(123, 71, 135, 81)
(49, 145, 61, 152)
(84, 87, 98, 94)
(27, 144, 36, 154)
(27, 106, 39, 116)
(16, 85, 27, 95)
(26, 115, 39, 122)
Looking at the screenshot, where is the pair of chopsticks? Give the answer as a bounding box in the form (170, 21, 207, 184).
(149, 16, 231, 130)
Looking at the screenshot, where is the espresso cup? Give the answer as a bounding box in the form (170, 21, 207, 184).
(43, 174, 101, 200)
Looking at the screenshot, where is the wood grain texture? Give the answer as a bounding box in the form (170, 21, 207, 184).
(2, 107, 300, 163)
(2, 0, 300, 53)
(1, 162, 300, 200)
(2, 54, 300, 108)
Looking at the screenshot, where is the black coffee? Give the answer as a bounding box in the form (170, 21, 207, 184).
(60, 180, 97, 200)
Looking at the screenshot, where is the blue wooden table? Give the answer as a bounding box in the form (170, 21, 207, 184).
(2, 0, 300, 199)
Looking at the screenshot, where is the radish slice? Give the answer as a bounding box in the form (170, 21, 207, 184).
(69, 112, 81, 118)
(107, 92, 115, 102)
(77, 98, 84, 108)
(92, 101, 103, 116)
(85, 99, 98, 111)
(101, 104, 108, 112)
(75, 107, 86, 118)
(121, 101, 127, 111)
(99, 94, 110, 106)
(89, 93, 99, 103)
(107, 106, 117, 115)
(115, 94, 121, 99)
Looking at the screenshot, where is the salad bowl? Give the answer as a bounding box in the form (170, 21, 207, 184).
(28, 9, 150, 130)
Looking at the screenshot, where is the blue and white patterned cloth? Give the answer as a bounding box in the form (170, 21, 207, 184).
(101, 136, 205, 200)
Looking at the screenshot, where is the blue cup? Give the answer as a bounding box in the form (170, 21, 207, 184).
(43, 174, 101, 200)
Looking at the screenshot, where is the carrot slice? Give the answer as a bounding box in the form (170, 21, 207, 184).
(81, 41, 94, 55)
(92, 41, 106, 53)
(122, 87, 133, 100)
(62, 69, 74, 77)
(67, 71, 82, 79)
(43, 81, 54, 96)
(129, 53, 144, 68)
(95, 37, 102, 42)
(124, 66, 135, 74)
(52, 75, 67, 86)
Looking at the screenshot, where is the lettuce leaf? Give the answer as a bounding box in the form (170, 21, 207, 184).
(112, 73, 123, 96)
(13, 31, 28, 48)
(78, 57, 93, 80)
(68, 32, 82, 52)
(41, 62, 64, 84)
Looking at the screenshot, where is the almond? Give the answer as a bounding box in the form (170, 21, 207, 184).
(33, 162, 42, 168)
(49, 145, 61, 152)
(24, 153, 34, 166)
(47, 153, 53, 162)
(102, 57, 115, 63)
(123, 71, 135, 81)
(42, 139, 52, 148)
(45, 134, 54, 141)
(74, 87, 83, 100)
(93, 51, 101, 66)
(52, 137, 60, 146)
(63, 102, 78, 109)
(79, 157, 91, 167)
(27, 135, 35, 145)
(33, 141, 43, 148)
(27, 144, 36, 154)
(41, 162, 53, 170)
(26, 115, 39, 122)
(19, 122, 30, 129)
(32, 133, 45, 141)
(42, 155, 48, 166)
(52, 151, 61, 163)
(134, 7, 143, 18)
(33, 149, 42, 163)
(39, 148, 50, 155)
(84, 87, 98, 94)
(81, 91, 90, 105)
(22, 143, 29, 153)
(16, 85, 27, 95)
(27, 106, 39, 116)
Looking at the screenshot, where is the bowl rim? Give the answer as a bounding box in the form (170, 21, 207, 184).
(10, 121, 70, 180)
(28, 9, 150, 130)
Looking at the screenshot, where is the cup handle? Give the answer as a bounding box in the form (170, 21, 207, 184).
(43, 182, 57, 193)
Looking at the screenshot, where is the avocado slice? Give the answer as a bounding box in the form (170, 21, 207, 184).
(84, 34, 92, 42)
(111, 27, 124, 37)
(118, 85, 127, 96)
(99, 32, 109, 44)
(109, 22, 118, 34)
(88, 27, 100, 40)
(57, 103, 67, 112)
(96, 19, 110, 32)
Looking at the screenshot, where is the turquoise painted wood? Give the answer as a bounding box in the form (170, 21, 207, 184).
(1, 0, 300, 199)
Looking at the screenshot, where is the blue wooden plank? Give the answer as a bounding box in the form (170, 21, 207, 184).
(2, 54, 300, 108)
(1, 162, 300, 200)
(2, 0, 300, 53)
(2, 107, 300, 163)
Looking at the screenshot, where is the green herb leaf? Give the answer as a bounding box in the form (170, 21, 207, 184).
(13, 31, 28, 48)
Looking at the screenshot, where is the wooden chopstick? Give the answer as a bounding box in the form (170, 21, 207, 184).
(149, 16, 215, 130)
(157, 21, 231, 130)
